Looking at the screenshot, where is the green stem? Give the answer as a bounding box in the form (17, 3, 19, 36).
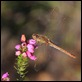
(14, 54, 29, 81)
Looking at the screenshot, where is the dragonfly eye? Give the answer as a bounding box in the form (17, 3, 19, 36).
(32, 34, 39, 39)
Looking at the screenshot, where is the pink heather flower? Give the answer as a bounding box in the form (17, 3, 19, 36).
(15, 51, 21, 56)
(27, 44, 34, 53)
(21, 34, 26, 42)
(29, 39, 36, 45)
(29, 39, 38, 49)
(22, 52, 27, 57)
(2, 72, 9, 79)
(2, 72, 10, 81)
(15, 44, 20, 50)
(15, 34, 37, 60)
(21, 42, 27, 48)
(26, 51, 37, 60)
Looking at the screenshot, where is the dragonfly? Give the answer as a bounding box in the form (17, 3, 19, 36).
(32, 34, 76, 59)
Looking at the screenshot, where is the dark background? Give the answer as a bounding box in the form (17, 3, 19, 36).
(1, 1, 81, 81)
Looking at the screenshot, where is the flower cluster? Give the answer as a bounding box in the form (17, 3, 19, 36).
(1, 72, 10, 81)
(15, 34, 37, 60)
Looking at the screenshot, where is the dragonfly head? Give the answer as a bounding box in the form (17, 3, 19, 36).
(32, 34, 39, 40)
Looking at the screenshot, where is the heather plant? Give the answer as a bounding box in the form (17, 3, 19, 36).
(1, 34, 38, 81)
